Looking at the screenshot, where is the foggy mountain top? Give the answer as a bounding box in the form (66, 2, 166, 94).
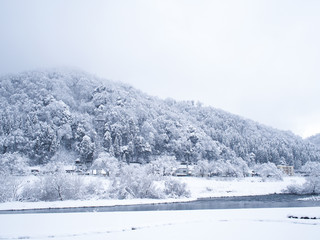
(1, 1, 320, 137)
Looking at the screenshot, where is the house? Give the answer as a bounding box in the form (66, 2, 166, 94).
(75, 159, 85, 170)
(277, 165, 294, 176)
(63, 165, 76, 174)
(30, 167, 41, 175)
(128, 162, 142, 168)
(90, 169, 107, 176)
(246, 170, 259, 177)
(173, 164, 193, 176)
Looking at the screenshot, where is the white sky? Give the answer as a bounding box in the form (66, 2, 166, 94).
(0, 0, 319, 138)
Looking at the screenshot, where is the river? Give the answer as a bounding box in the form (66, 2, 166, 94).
(1, 194, 320, 215)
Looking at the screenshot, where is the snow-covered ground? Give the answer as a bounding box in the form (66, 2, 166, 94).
(1, 176, 317, 240)
(180, 176, 305, 198)
(0, 176, 305, 211)
(1, 207, 319, 240)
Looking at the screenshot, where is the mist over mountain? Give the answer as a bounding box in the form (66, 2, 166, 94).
(0, 69, 319, 169)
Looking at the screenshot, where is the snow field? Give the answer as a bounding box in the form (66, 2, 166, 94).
(180, 176, 306, 198)
(1, 207, 319, 240)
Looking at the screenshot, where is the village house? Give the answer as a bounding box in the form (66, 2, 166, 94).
(173, 164, 194, 176)
(277, 165, 294, 176)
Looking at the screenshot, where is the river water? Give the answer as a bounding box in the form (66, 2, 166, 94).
(1, 194, 320, 214)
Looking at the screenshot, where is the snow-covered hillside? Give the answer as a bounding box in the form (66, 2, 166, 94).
(307, 134, 320, 148)
(0, 69, 319, 170)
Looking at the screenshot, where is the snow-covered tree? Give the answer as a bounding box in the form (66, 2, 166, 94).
(286, 161, 320, 195)
(109, 164, 162, 199)
(150, 155, 178, 176)
(194, 159, 210, 177)
(77, 135, 95, 164)
(301, 161, 320, 177)
(0, 153, 29, 175)
(163, 178, 190, 198)
(22, 165, 84, 201)
(91, 152, 119, 177)
(253, 162, 283, 180)
(0, 175, 23, 202)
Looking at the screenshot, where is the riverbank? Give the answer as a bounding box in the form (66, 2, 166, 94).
(0, 176, 305, 211)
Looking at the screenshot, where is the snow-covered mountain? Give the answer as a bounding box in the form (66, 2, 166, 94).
(0, 69, 319, 168)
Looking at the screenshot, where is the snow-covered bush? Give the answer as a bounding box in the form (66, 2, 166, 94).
(83, 177, 107, 197)
(164, 178, 190, 198)
(20, 178, 43, 201)
(44, 173, 84, 201)
(286, 177, 320, 195)
(149, 155, 178, 176)
(22, 172, 84, 201)
(285, 161, 320, 195)
(209, 159, 227, 176)
(21, 174, 108, 201)
(286, 184, 303, 194)
(208, 158, 249, 177)
(253, 162, 283, 180)
(109, 164, 190, 199)
(301, 161, 320, 177)
(0, 153, 29, 175)
(109, 164, 163, 199)
(230, 157, 250, 177)
(21, 163, 87, 201)
(194, 160, 210, 177)
(0, 175, 23, 202)
(91, 152, 119, 177)
(302, 177, 320, 194)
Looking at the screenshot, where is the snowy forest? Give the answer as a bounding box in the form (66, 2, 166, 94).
(1, 69, 320, 201)
(0, 69, 320, 172)
(307, 134, 320, 148)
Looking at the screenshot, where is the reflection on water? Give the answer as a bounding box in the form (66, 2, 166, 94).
(1, 194, 320, 214)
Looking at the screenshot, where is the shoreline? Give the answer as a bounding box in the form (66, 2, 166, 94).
(0, 176, 306, 212)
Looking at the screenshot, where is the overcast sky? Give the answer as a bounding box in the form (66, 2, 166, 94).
(0, 0, 319, 138)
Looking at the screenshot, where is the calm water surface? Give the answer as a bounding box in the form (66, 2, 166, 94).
(1, 194, 320, 214)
